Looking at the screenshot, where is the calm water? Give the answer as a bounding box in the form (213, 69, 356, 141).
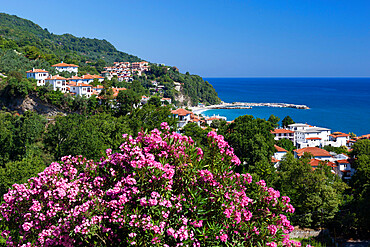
(202, 78, 370, 136)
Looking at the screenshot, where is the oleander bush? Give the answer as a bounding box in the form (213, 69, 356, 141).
(0, 123, 300, 246)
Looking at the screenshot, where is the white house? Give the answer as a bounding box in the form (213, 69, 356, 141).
(161, 98, 172, 105)
(26, 68, 49, 86)
(335, 159, 353, 180)
(272, 145, 288, 168)
(68, 82, 93, 98)
(45, 75, 68, 93)
(289, 123, 331, 148)
(205, 115, 227, 126)
(327, 132, 350, 147)
(271, 129, 295, 142)
(171, 108, 192, 128)
(52, 62, 79, 74)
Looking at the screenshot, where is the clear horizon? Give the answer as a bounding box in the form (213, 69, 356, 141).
(1, 0, 369, 77)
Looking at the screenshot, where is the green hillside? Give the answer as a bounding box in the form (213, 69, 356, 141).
(0, 13, 141, 74)
(0, 13, 221, 106)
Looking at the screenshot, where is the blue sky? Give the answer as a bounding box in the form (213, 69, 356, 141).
(1, 0, 369, 77)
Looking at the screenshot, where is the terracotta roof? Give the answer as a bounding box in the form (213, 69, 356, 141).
(274, 145, 288, 152)
(309, 159, 321, 167)
(112, 87, 127, 97)
(68, 82, 77, 86)
(81, 74, 95, 79)
(310, 159, 337, 169)
(271, 157, 280, 163)
(81, 74, 102, 80)
(330, 132, 350, 138)
(77, 83, 92, 87)
(271, 129, 295, 134)
(26, 69, 48, 73)
(336, 159, 350, 164)
(45, 75, 66, 80)
(171, 108, 192, 116)
(94, 85, 104, 89)
(306, 137, 321, 140)
(52, 62, 78, 67)
(294, 147, 332, 157)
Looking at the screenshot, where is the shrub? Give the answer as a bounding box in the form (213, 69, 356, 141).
(0, 123, 299, 246)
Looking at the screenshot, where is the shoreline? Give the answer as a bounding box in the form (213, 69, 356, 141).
(190, 102, 310, 115)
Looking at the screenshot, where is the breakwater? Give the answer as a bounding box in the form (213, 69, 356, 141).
(209, 102, 310, 110)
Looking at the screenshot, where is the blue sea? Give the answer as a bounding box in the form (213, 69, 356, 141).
(202, 78, 370, 136)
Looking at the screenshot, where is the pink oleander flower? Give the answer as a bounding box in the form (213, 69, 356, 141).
(0, 124, 296, 246)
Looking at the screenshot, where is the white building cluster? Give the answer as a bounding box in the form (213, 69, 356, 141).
(271, 123, 351, 149)
(27, 62, 116, 98)
(101, 61, 149, 82)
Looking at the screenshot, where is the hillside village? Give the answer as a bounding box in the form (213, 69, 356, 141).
(27, 62, 227, 124)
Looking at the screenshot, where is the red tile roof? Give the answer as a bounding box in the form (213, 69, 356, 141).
(52, 62, 78, 67)
(330, 132, 350, 138)
(77, 83, 92, 87)
(271, 157, 280, 163)
(171, 108, 192, 116)
(306, 137, 321, 140)
(336, 159, 350, 164)
(294, 147, 332, 157)
(26, 69, 48, 73)
(45, 75, 66, 80)
(309, 159, 337, 169)
(309, 159, 321, 167)
(271, 129, 294, 134)
(274, 145, 288, 152)
(112, 88, 127, 97)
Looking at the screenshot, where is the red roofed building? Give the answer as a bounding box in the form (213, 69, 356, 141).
(171, 108, 192, 128)
(335, 159, 353, 179)
(272, 145, 288, 167)
(45, 75, 67, 92)
(69, 82, 93, 98)
(161, 98, 172, 105)
(52, 61, 79, 74)
(293, 147, 332, 161)
(205, 115, 227, 126)
(328, 132, 351, 147)
(112, 88, 127, 98)
(309, 159, 337, 174)
(271, 129, 294, 142)
(26, 68, 49, 86)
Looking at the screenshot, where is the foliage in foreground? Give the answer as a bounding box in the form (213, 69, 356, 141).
(0, 124, 299, 246)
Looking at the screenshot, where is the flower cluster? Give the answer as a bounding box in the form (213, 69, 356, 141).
(1, 123, 299, 246)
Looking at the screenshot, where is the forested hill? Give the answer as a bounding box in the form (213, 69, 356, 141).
(0, 13, 141, 67)
(0, 13, 221, 106)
